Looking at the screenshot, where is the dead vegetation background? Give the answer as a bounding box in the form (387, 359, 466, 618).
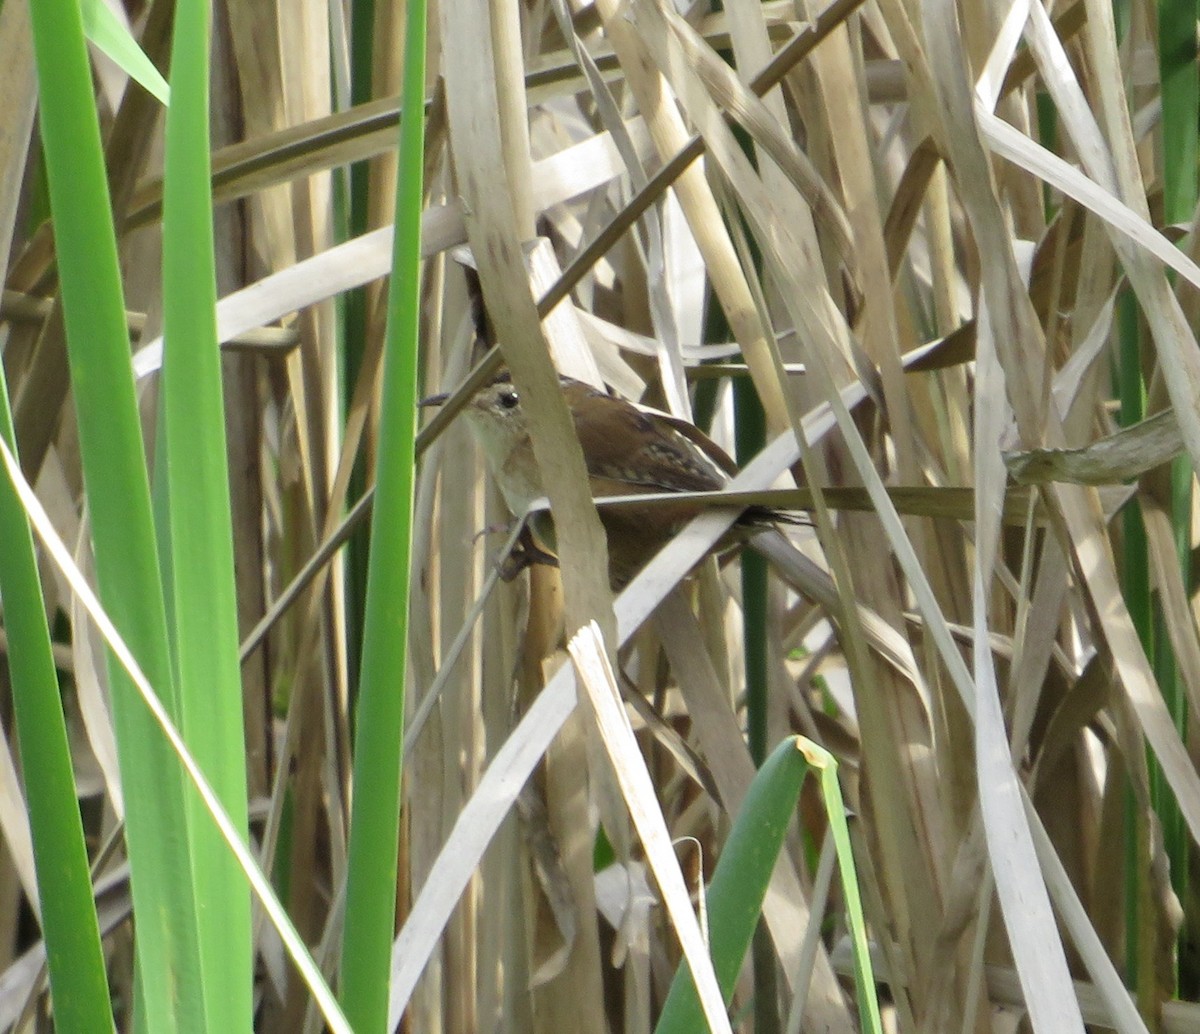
(3, 0, 1200, 1029)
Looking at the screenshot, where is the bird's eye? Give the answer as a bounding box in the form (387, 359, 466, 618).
(499, 389, 520, 410)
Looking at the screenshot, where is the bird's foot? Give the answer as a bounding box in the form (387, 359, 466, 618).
(492, 522, 559, 581)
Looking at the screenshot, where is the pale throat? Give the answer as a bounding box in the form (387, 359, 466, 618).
(465, 410, 545, 515)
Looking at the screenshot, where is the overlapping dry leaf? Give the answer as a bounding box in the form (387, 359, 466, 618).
(2, 0, 1199, 1030)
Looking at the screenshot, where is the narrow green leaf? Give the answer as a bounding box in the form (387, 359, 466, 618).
(340, 0, 427, 1026)
(79, 0, 169, 104)
(655, 736, 882, 1034)
(804, 740, 883, 1034)
(655, 736, 808, 1034)
(1153, 0, 1197, 980)
(0, 427, 354, 1034)
(1115, 291, 1149, 988)
(0, 361, 113, 1032)
(160, 0, 252, 1027)
(24, 0, 206, 1029)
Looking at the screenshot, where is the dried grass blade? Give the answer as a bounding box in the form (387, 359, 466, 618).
(441, 0, 614, 639)
(387, 668, 580, 1027)
(70, 535, 123, 817)
(0, 0, 37, 281)
(1141, 503, 1200, 734)
(972, 308, 1084, 1031)
(1005, 409, 1182, 485)
(1054, 482, 1200, 842)
(387, 421, 844, 1026)
(0, 714, 37, 912)
(1018, 1, 1200, 488)
(1024, 796, 1152, 1034)
(594, 0, 791, 430)
(663, 12, 854, 270)
(132, 126, 649, 378)
(978, 112, 1200, 292)
(568, 621, 732, 1034)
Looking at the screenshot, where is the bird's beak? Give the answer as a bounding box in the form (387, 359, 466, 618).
(418, 391, 449, 407)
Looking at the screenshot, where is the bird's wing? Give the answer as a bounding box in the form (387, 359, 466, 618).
(573, 395, 729, 493)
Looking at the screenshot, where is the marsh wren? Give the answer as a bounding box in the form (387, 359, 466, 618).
(426, 373, 795, 588)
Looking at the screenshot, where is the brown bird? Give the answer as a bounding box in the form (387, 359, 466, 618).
(425, 372, 799, 588)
